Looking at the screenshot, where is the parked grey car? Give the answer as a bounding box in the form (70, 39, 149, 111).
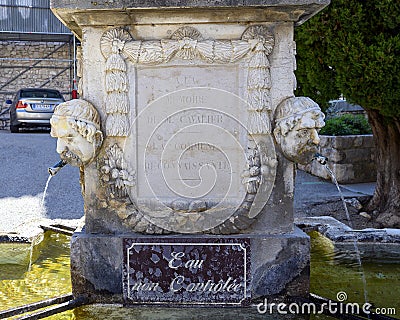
(6, 88, 65, 133)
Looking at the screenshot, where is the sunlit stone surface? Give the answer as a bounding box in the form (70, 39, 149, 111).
(51, 0, 329, 305)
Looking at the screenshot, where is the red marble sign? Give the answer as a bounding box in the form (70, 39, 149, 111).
(123, 237, 251, 306)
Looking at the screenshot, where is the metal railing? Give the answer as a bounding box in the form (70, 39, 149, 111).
(0, 294, 88, 319)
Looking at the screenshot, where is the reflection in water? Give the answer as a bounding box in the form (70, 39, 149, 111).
(0, 232, 71, 319)
(310, 231, 400, 316)
(0, 231, 399, 319)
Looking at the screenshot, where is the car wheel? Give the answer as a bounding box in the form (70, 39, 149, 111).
(10, 124, 20, 133)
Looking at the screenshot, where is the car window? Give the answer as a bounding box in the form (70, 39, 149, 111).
(20, 90, 63, 99)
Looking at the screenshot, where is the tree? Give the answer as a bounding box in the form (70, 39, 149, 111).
(295, 0, 400, 227)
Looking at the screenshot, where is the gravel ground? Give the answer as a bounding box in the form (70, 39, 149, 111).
(0, 129, 83, 233)
(294, 169, 376, 229)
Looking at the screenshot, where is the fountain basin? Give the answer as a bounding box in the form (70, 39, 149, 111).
(2, 227, 399, 319)
(0, 227, 44, 267)
(297, 216, 400, 261)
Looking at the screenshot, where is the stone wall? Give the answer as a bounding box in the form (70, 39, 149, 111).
(0, 40, 73, 113)
(300, 135, 376, 184)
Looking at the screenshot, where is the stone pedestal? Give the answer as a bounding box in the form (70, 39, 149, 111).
(71, 228, 309, 304)
(51, 0, 329, 305)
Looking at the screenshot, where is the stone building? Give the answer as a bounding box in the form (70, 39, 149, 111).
(0, 0, 75, 122)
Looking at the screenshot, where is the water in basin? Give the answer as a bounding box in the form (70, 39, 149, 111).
(1, 231, 398, 319)
(0, 232, 71, 317)
(310, 231, 400, 316)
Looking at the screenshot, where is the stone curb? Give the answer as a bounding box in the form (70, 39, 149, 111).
(296, 216, 400, 261)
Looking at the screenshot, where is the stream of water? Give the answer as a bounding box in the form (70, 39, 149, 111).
(323, 164, 370, 310)
(41, 175, 52, 209)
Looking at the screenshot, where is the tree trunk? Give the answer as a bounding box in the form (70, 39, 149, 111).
(366, 109, 400, 228)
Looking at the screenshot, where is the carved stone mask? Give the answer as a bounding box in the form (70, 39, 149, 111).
(50, 99, 103, 167)
(273, 97, 325, 164)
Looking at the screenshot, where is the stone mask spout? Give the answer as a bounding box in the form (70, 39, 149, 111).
(48, 159, 68, 176)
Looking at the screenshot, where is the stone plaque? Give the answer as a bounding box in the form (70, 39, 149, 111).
(125, 84, 266, 233)
(122, 238, 251, 306)
(134, 84, 247, 202)
(100, 26, 279, 234)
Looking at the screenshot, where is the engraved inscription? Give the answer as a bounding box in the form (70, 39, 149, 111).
(100, 26, 278, 234)
(123, 238, 251, 305)
(124, 83, 256, 233)
(138, 108, 244, 200)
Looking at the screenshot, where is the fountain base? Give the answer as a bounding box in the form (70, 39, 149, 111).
(70, 228, 309, 305)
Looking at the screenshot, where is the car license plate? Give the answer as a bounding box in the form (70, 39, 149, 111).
(32, 104, 52, 110)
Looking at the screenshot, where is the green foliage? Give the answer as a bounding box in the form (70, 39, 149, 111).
(320, 114, 372, 136)
(295, 0, 400, 120)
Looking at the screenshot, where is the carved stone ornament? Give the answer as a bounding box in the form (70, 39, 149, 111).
(101, 28, 131, 137)
(100, 144, 136, 200)
(273, 96, 325, 165)
(50, 99, 104, 167)
(109, 134, 277, 235)
(100, 25, 274, 137)
(99, 26, 278, 234)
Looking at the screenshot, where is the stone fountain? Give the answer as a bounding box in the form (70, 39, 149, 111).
(50, 0, 329, 306)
